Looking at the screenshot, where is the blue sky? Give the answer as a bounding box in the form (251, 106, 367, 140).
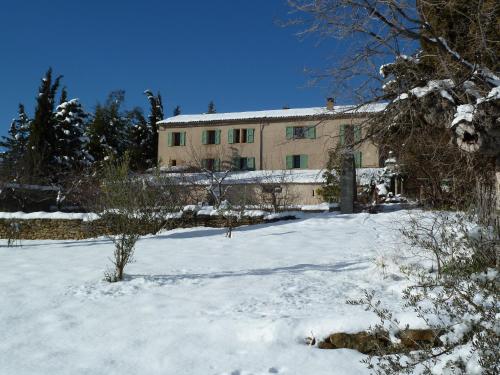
(0, 0, 343, 137)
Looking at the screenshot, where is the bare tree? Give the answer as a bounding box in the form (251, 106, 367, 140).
(87, 154, 178, 282)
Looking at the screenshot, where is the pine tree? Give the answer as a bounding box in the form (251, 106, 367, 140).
(144, 90, 164, 165)
(53, 88, 93, 174)
(128, 107, 151, 171)
(173, 105, 181, 116)
(207, 100, 216, 114)
(0, 104, 31, 179)
(25, 68, 62, 181)
(86, 90, 130, 162)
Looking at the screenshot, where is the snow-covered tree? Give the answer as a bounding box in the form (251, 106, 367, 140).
(0, 104, 31, 178)
(53, 90, 93, 173)
(127, 107, 152, 171)
(25, 68, 62, 181)
(143, 90, 164, 166)
(86, 90, 130, 162)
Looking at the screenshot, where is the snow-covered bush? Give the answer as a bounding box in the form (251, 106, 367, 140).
(352, 211, 499, 374)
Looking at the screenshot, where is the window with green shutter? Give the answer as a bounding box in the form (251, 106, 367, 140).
(202, 130, 220, 145)
(339, 125, 346, 145)
(214, 159, 221, 172)
(247, 157, 255, 170)
(228, 129, 234, 144)
(286, 127, 293, 140)
(300, 154, 309, 169)
(202, 130, 208, 145)
(286, 155, 293, 169)
(354, 125, 362, 142)
(168, 132, 185, 146)
(215, 130, 221, 144)
(354, 151, 363, 168)
(306, 126, 316, 139)
(246, 128, 254, 143)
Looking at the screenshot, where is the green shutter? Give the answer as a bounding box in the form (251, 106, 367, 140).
(354, 151, 362, 168)
(202, 130, 208, 145)
(180, 132, 186, 146)
(286, 155, 293, 169)
(167, 132, 173, 147)
(300, 154, 309, 169)
(286, 127, 293, 140)
(354, 125, 361, 142)
(246, 128, 254, 143)
(201, 159, 207, 169)
(307, 126, 316, 139)
(247, 157, 255, 170)
(214, 159, 221, 171)
(228, 129, 234, 144)
(339, 125, 346, 145)
(215, 129, 221, 144)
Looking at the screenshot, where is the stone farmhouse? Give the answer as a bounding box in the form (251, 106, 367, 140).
(157, 99, 386, 172)
(156, 100, 387, 206)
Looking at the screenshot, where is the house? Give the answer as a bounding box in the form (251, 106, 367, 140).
(157, 99, 386, 172)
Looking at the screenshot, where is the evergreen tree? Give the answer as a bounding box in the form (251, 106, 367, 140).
(0, 104, 31, 179)
(144, 90, 164, 165)
(25, 68, 62, 181)
(86, 90, 130, 162)
(53, 89, 93, 174)
(128, 107, 151, 171)
(207, 100, 216, 114)
(173, 105, 181, 116)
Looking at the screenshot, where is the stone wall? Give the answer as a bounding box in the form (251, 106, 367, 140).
(0, 212, 296, 241)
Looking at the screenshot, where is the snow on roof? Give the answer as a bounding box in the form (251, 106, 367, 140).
(159, 103, 387, 125)
(156, 168, 385, 186)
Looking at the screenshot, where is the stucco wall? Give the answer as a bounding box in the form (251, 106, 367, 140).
(158, 117, 379, 170)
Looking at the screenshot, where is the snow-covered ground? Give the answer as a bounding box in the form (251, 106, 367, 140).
(0, 210, 424, 375)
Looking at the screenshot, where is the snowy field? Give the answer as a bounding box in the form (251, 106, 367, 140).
(0, 210, 424, 375)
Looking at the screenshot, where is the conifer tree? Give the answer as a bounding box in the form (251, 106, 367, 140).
(53, 88, 93, 174)
(144, 90, 164, 165)
(0, 104, 31, 179)
(207, 100, 216, 114)
(173, 105, 181, 116)
(25, 68, 62, 181)
(128, 107, 151, 171)
(86, 90, 130, 162)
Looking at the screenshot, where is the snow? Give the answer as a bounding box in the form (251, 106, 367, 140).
(155, 168, 385, 187)
(0, 210, 426, 375)
(452, 104, 475, 127)
(158, 104, 387, 125)
(0, 211, 98, 221)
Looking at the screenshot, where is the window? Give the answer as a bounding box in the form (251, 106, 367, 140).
(286, 126, 316, 140)
(167, 131, 186, 146)
(201, 158, 220, 171)
(286, 154, 308, 169)
(232, 156, 255, 171)
(170, 160, 177, 167)
(228, 128, 254, 144)
(339, 124, 361, 145)
(202, 130, 221, 145)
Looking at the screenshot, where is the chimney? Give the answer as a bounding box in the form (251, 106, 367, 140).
(326, 97, 335, 110)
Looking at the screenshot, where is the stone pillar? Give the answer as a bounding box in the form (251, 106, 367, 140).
(340, 125, 356, 214)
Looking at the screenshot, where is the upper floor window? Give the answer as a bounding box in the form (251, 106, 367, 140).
(286, 126, 316, 140)
(167, 131, 186, 146)
(339, 124, 362, 145)
(228, 128, 254, 144)
(202, 130, 221, 145)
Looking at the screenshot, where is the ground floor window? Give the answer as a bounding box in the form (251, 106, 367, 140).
(201, 158, 220, 171)
(232, 156, 255, 171)
(286, 154, 308, 169)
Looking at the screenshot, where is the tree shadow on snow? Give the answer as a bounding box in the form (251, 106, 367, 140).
(128, 260, 369, 285)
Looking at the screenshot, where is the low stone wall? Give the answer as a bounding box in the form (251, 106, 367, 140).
(0, 212, 296, 241)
